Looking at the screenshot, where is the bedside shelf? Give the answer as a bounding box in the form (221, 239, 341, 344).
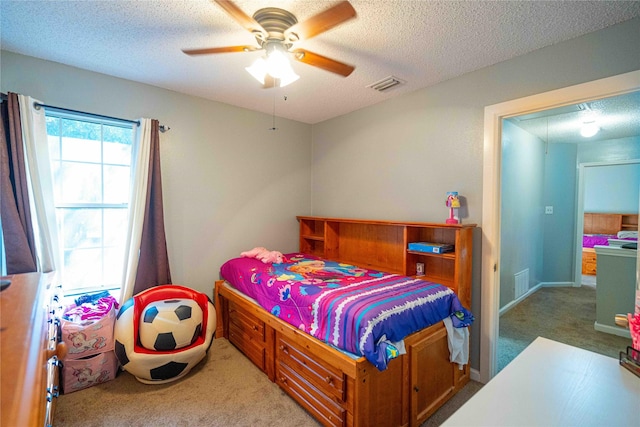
(297, 216, 476, 308)
(407, 250, 456, 259)
(301, 234, 324, 241)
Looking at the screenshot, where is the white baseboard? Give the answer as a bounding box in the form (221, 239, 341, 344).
(499, 283, 542, 316)
(594, 321, 631, 338)
(470, 367, 481, 383)
(500, 281, 578, 316)
(540, 281, 575, 288)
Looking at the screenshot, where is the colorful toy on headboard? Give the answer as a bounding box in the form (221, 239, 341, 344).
(445, 191, 460, 224)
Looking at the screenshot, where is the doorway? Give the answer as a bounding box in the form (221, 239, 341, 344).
(480, 69, 640, 383)
(496, 106, 640, 371)
(576, 160, 640, 287)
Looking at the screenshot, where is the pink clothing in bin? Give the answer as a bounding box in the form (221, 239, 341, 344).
(61, 296, 118, 360)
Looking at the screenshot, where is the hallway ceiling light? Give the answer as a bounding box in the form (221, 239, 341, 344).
(580, 121, 600, 137)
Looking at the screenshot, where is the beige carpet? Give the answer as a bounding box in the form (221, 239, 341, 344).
(55, 338, 482, 426)
(498, 285, 632, 372)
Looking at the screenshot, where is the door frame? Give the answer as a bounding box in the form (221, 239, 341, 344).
(575, 160, 640, 287)
(480, 69, 640, 383)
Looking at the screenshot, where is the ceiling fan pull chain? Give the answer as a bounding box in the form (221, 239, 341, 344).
(270, 93, 277, 131)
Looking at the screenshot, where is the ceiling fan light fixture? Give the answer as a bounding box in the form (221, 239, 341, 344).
(278, 68, 300, 87)
(192, 1, 355, 87)
(265, 46, 291, 79)
(245, 56, 299, 87)
(246, 43, 300, 88)
(246, 57, 268, 85)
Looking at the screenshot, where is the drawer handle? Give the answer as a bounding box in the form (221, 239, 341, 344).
(325, 376, 333, 385)
(46, 390, 59, 402)
(252, 325, 259, 331)
(46, 343, 68, 360)
(280, 376, 287, 384)
(414, 386, 420, 392)
(279, 345, 289, 354)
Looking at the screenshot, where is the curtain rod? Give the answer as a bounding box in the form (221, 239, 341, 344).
(32, 102, 170, 132)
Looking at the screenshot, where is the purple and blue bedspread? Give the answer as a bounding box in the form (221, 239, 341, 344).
(220, 253, 473, 370)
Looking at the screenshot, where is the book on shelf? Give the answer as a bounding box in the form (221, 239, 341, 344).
(408, 242, 454, 254)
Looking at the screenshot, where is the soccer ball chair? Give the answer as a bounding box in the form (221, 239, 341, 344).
(114, 285, 216, 384)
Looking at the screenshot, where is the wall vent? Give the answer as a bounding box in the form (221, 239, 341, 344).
(514, 269, 529, 299)
(367, 76, 405, 92)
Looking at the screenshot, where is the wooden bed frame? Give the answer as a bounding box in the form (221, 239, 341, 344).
(582, 212, 638, 275)
(213, 216, 476, 427)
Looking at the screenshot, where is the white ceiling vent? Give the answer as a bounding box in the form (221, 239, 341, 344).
(367, 76, 405, 92)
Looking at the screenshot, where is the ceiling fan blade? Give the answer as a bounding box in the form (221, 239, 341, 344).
(214, 0, 267, 39)
(292, 49, 355, 77)
(284, 1, 356, 42)
(182, 46, 259, 55)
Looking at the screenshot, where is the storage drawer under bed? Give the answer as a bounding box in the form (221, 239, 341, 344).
(276, 333, 347, 427)
(227, 301, 269, 373)
(277, 359, 346, 427)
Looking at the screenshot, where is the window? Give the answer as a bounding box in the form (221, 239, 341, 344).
(46, 111, 134, 295)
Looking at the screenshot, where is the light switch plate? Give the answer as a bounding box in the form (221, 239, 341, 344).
(545, 206, 553, 214)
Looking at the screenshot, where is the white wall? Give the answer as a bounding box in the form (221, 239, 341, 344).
(0, 51, 312, 297)
(499, 120, 545, 308)
(3, 17, 640, 371)
(311, 18, 640, 369)
(579, 136, 640, 164)
(542, 143, 578, 283)
(584, 163, 640, 213)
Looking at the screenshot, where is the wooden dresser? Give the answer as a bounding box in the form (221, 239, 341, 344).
(1, 273, 64, 427)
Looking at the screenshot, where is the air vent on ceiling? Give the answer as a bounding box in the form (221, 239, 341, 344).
(367, 76, 405, 92)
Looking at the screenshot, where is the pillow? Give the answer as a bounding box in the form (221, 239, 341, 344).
(617, 230, 638, 239)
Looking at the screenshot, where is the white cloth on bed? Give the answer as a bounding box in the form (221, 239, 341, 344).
(443, 316, 469, 368)
(617, 230, 638, 239)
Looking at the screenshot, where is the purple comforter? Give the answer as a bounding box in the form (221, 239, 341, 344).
(583, 234, 636, 248)
(220, 253, 473, 370)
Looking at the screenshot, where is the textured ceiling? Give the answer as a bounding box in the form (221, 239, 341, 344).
(507, 91, 640, 144)
(1, 1, 640, 124)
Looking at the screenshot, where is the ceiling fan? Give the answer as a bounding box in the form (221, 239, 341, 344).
(182, 0, 357, 88)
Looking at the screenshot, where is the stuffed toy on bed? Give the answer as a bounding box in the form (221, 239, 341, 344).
(240, 247, 286, 264)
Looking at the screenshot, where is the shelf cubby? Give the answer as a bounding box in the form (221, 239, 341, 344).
(297, 216, 476, 308)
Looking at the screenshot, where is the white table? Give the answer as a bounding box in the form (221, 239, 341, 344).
(443, 337, 640, 427)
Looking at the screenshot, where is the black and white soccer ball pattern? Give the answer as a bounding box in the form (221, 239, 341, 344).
(139, 299, 203, 351)
(114, 293, 215, 384)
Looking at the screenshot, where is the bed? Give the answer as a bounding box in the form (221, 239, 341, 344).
(213, 216, 476, 427)
(582, 213, 638, 275)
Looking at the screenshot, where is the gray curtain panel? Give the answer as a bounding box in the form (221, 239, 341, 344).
(0, 92, 37, 274)
(132, 119, 172, 294)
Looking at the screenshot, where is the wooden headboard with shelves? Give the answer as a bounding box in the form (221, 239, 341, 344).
(297, 216, 476, 308)
(583, 212, 638, 235)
